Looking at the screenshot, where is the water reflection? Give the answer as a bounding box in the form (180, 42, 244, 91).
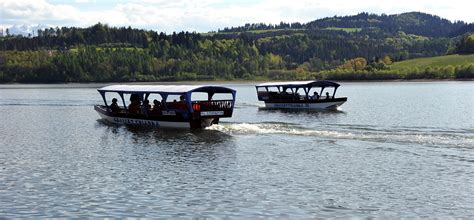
(96, 119, 233, 145)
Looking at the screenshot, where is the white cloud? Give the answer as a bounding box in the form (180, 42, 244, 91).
(0, 0, 473, 32)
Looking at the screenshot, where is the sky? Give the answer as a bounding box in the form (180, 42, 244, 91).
(1, 0, 473, 33)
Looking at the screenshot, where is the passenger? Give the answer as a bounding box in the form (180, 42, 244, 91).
(171, 99, 177, 109)
(128, 102, 140, 114)
(152, 99, 161, 113)
(110, 98, 120, 112)
(311, 92, 319, 100)
(160, 100, 167, 110)
(141, 99, 151, 114)
(325, 92, 331, 99)
(294, 93, 300, 100)
(128, 95, 141, 114)
(178, 95, 187, 109)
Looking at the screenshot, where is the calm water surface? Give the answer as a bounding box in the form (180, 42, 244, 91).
(0, 82, 473, 218)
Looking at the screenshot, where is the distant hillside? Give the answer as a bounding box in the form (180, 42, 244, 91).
(391, 54, 474, 70)
(305, 12, 468, 38)
(1, 12, 473, 83)
(221, 12, 472, 38)
(453, 34, 474, 54)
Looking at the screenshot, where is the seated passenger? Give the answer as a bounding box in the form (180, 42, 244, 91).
(169, 99, 177, 109)
(325, 92, 331, 99)
(294, 93, 300, 100)
(110, 98, 120, 112)
(177, 95, 187, 109)
(160, 100, 167, 110)
(151, 99, 161, 114)
(141, 99, 151, 114)
(311, 92, 319, 100)
(128, 100, 140, 114)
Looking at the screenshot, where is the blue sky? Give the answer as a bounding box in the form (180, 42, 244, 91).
(1, 0, 473, 32)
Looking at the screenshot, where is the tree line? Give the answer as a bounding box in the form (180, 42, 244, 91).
(0, 12, 473, 83)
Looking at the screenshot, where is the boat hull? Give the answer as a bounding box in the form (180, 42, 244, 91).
(96, 110, 192, 128)
(95, 105, 216, 129)
(262, 98, 347, 110)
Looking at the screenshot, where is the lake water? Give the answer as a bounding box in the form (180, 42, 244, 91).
(0, 81, 473, 218)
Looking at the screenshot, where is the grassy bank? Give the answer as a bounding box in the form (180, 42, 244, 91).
(391, 54, 474, 70)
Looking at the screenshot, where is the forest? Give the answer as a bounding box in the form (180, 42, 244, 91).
(0, 12, 473, 83)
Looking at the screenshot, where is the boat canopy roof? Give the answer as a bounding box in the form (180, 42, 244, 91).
(98, 85, 235, 95)
(256, 80, 340, 88)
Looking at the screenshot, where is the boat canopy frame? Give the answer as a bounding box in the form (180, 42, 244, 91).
(256, 80, 341, 98)
(97, 85, 236, 113)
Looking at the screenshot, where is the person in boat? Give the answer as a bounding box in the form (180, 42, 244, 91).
(294, 92, 301, 100)
(178, 95, 187, 109)
(141, 99, 151, 114)
(128, 94, 141, 114)
(160, 100, 167, 110)
(311, 92, 319, 100)
(276, 87, 287, 100)
(151, 99, 161, 114)
(325, 92, 331, 99)
(169, 99, 177, 109)
(110, 98, 120, 112)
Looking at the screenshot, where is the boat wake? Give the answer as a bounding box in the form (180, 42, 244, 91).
(234, 102, 265, 108)
(208, 122, 474, 149)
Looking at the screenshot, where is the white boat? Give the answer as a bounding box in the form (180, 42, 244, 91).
(94, 85, 236, 129)
(255, 80, 347, 110)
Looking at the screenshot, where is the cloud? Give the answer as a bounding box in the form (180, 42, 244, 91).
(0, 0, 473, 32)
(2, 0, 74, 22)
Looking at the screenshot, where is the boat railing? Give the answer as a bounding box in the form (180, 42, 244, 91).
(99, 99, 234, 117)
(191, 100, 233, 111)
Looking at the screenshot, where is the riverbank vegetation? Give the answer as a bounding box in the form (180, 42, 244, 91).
(1, 12, 473, 83)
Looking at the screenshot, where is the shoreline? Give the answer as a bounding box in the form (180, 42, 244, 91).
(0, 79, 473, 89)
(0, 78, 472, 85)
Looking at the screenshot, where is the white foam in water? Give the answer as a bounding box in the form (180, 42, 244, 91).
(208, 123, 474, 148)
(209, 123, 353, 137)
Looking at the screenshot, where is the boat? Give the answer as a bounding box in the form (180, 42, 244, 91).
(94, 85, 236, 129)
(255, 80, 347, 110)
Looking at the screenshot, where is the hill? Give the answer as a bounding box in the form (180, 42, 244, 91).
(222, 12, 472, 38)
(305, 12, 468, 38)
(391, 54, 474, 70)
(0, 12, 473, 83)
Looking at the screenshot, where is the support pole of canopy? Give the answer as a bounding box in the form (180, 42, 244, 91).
(207, 92, 214, 101)
(119, 92, 126, 109)
(100, 91, 107, 107)
(231, 91, 236, 108)
(161, 94, 168, 110)
(186, 92, 193, 112)
(304, 87, 310, 99)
